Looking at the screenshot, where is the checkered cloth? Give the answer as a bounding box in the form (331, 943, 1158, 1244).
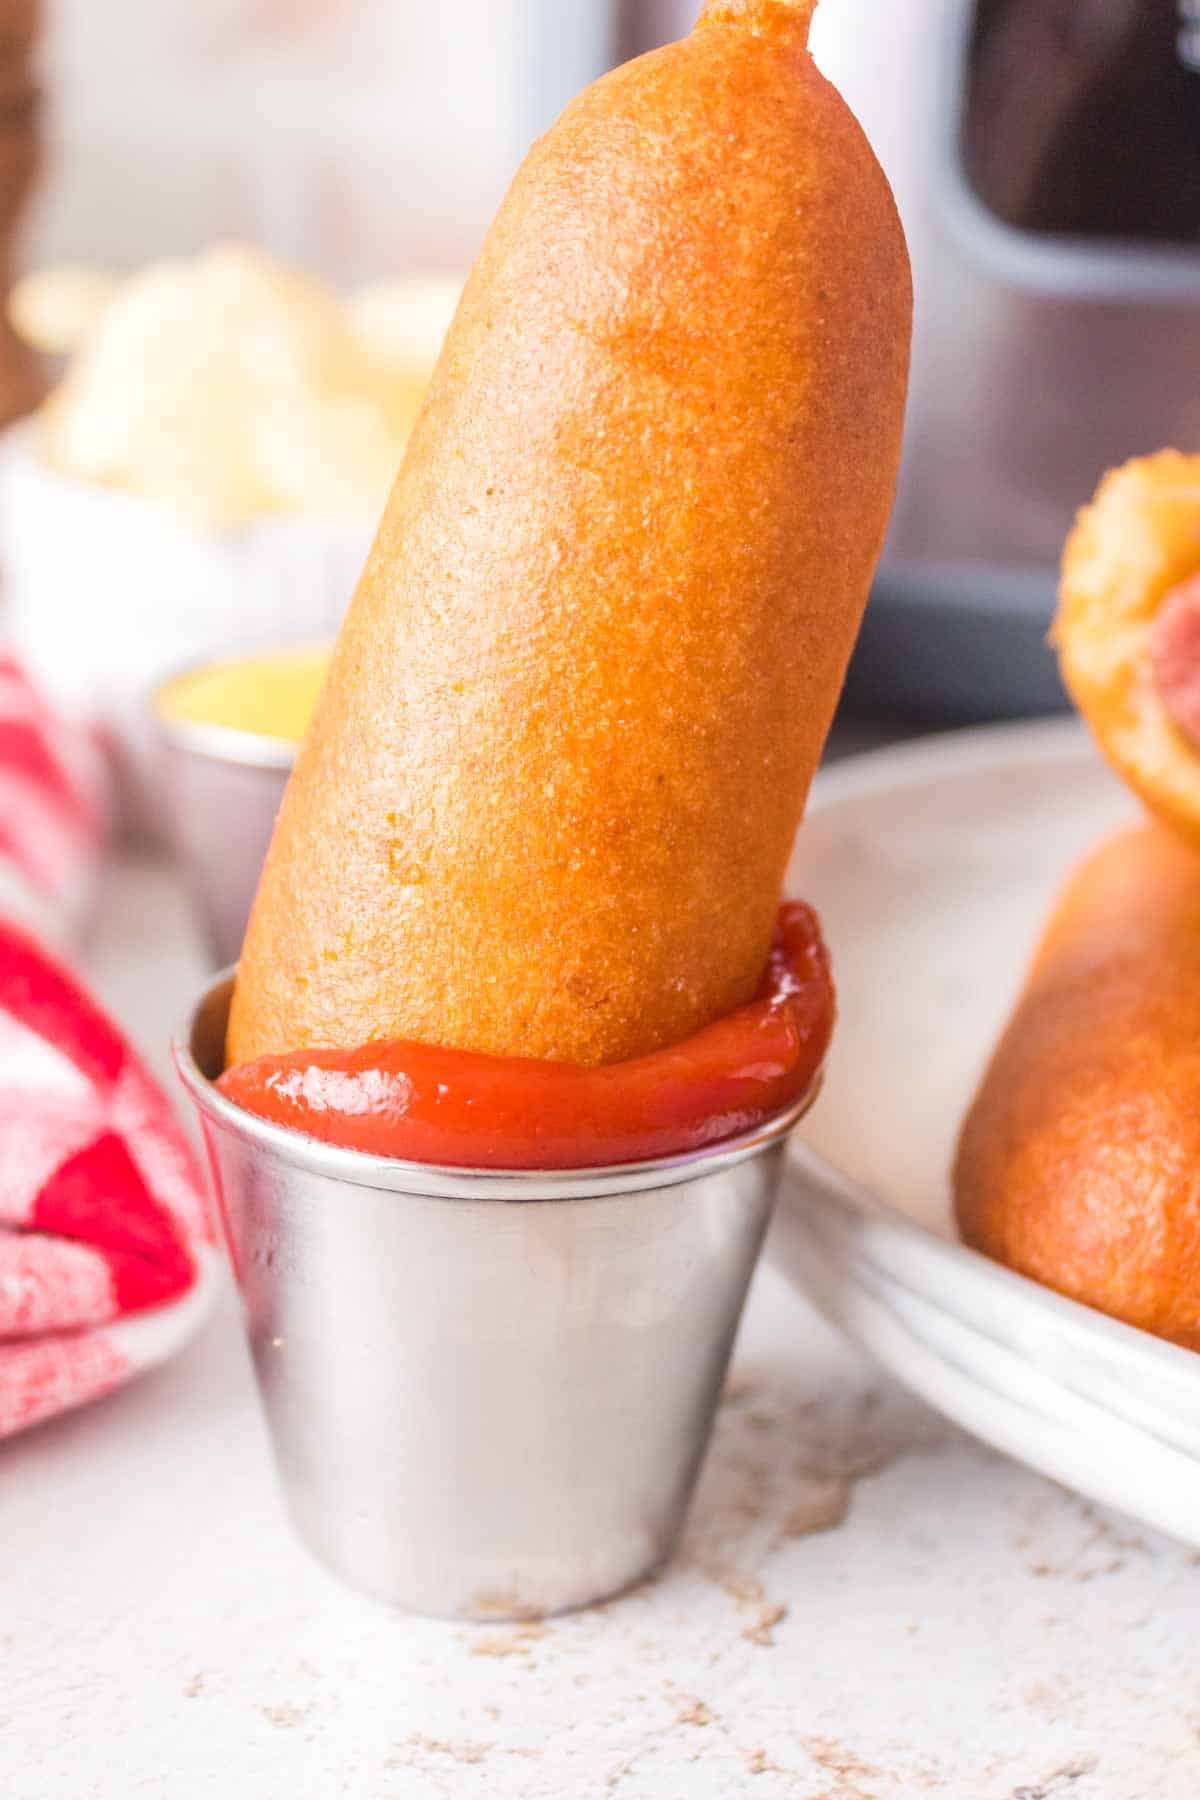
(0, 651, 107, 942)
(0, 658, 214, 1436)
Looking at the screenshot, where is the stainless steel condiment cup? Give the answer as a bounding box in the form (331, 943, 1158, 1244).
(152, 693, 295, 967)
(174, 971, 819, 1619)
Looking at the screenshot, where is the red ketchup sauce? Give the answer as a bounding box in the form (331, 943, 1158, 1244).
(217, 902, 834, 1170)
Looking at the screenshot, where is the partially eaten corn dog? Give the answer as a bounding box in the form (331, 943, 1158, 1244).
(1057, 450, 1200, 848)
(957, 453, 1200, 1343)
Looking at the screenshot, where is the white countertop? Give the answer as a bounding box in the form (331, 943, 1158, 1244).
(4, 854, 1199, 1800)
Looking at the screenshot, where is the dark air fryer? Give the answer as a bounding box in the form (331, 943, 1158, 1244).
(626, 1, 1200, 720)
(845, 0, 1200, 720)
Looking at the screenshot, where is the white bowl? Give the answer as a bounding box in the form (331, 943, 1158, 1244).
(0, 425, 371, 838)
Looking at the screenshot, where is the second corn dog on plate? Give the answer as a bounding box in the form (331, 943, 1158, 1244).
(773, 718, 1200, 1548)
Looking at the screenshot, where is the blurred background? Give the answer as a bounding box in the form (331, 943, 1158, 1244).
(2, 0, 1197, 790)
(34, 2, 694, 277)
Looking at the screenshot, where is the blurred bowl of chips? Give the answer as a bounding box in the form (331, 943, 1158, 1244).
(1, 246, 461, 836)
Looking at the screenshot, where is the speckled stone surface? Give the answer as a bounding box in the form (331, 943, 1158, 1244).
(3, 854, 1199, 1800)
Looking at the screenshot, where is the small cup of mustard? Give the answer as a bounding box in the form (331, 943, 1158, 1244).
(153, 644, 329, 965)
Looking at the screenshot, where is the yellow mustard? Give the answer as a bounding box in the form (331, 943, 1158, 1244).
(157, 644, 331, 743)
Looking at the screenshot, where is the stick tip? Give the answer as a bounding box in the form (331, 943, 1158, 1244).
(698, 0, 817, 40)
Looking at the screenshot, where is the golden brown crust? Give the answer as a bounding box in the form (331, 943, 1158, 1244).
(700, 0, 816, 26)
(227, 4, 911, 1069)
(954, 823, 1200, 1348)
(1056, 450, 1200, 849)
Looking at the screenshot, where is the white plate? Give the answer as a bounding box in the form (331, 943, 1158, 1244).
(772, 718, 1200, 1547)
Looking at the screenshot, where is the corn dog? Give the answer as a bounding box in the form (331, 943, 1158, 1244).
(1057, 450, 1200, 848)
(954, 823, 1200, 1348)
(228, 0, 911, 1070)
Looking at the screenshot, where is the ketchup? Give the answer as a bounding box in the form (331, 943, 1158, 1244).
(217, 902, 834, 1170)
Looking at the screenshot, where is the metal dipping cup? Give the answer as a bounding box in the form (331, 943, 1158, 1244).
(175, 972, 819, 1619)
(152, 681, 297, 968)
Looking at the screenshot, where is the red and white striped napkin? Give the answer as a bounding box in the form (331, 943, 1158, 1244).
(0, 657, 215, 1437)
(0, 651, 107, 943)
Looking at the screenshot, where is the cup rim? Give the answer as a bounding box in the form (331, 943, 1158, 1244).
(154, 712, 298, 771)
(150, 641, 329, 771)
(173, 969, 822, 1202)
